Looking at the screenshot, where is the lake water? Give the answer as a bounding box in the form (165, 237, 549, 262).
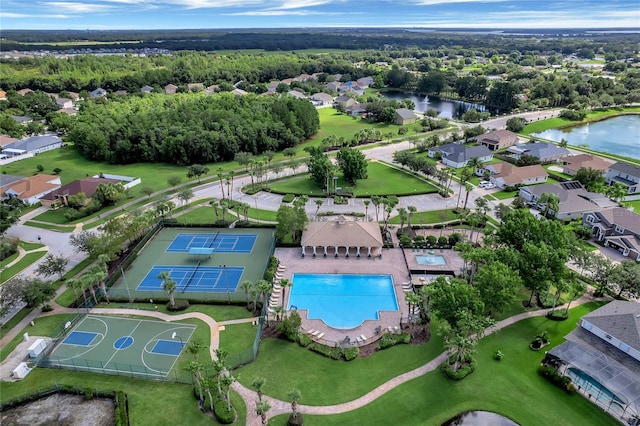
(381, 91, 485, 119)
(443, 411, 519, 426)
(532, 115, 640, 159)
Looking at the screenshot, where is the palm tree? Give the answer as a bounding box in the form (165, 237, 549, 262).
(456, 169, 470, 211)
(187, 338, 205, 361)
(397, 207, 408, 231)
(279, 278, 292, 304)
(216, 167, 226, 199)
(287, 389, 302, 419)
(314, 199, 323, 219)
(65, 278, 80, 301)
(220, 373, 236, 412)
(177, 188, 194, 223)
(228, 170, 235, 201)
(256, 401, 271, 425)
(462, 182, 473, 212)
(538, 192, 559, 218)
(407, 205, 417, 228)
(81, 273, 99, 305)
(467, 157, 484, 176)
(607, 182, 628, 204)
(187, 361, 204, 401)
(91, 267, 108, 304)
(158, 271, 177, 308)
(251, 377, 266, 402)
(240, 280, 254, 309)
(256, 279, 272, 307)
(201, 376, 214, 412)
(363, 200, 371, 221)
(371, 195, 381, 222)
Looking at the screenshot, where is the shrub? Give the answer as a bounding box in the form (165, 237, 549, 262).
(288, 413, 304, 426)
(0, 237, 19, 261)
(277, 311, 302, 341)
(441, 358, 476, 380)
(448, 233, 463, 246)
(41, 304, 53, 312)
(438, 236, 448, 246)
(399, 236, 413, 247)
(546, 310, 569, 321)
(167, 299, 190, 311)
(343, 347, 359, 361)
(37, 164, 44, 172)
(282, 194, 295, 203)
(213, 394, 236, 424)
(427, 235, 437, 245)
(538, 365, 575, 394)
(53, 167, 62, 175)
(494, 350, 504, 361)
(297, 333, 312, 348)
(414, 235, 425, 243)
(377, 332, 410, 350)
(308, 343, 333, 357)
(115, 391, 129, 426)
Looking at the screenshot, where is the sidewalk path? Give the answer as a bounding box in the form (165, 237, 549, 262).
(233, 290, 606, 425)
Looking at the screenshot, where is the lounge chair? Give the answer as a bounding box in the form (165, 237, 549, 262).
(311, 330, 321, 336)
(359, 334, 367, 342)
(307, 329, 316, 335)
(316, 332, 325, 339)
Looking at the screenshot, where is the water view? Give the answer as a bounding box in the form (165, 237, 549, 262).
(381, 91, 485, 119)
(532, 115, 640, 159)
(443, 411, 519, 426)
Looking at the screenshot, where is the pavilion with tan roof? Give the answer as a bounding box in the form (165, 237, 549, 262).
(300, 216, 384, 258)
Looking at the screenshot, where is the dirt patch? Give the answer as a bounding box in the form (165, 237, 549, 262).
(1, 393, 115, 426)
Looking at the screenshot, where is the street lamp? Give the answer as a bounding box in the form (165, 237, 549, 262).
(36, 235, 41, 243)
(171, 332, 184, 351)
(254, 196, 259, 224)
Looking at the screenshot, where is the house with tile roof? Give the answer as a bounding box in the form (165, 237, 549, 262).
(301, 216, 384, 258)
(477, 129, 519, 151)
(583, 207, 640, 261)
(547, 301, 640, 423)
(606, 162, 640, 195)
(507, 142, 571, 163)
(562, 154, 614, 176)
(39, 177, 121, 207)
(1, 174, 61, 205)
(483, 162, 548, 189)
(428, 143, 493, 169)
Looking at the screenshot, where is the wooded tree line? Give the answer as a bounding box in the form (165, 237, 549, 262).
(68, 92, 319, 165)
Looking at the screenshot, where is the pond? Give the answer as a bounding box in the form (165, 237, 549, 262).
(443, 411, 519, 426)
(380, 91, 485, 118)
(532, 114, 640, 159)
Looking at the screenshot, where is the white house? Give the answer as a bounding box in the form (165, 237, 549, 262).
(606, 162, 640, 195)
(428, 143, 493, 169)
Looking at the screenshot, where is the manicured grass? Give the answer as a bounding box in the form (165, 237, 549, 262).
(0, 307, 31, 338)
(237, 322, 445, 405)
(627, 199, 640, 213)
(270, 302, 613, 426)
(23, 221, 74, 232)
(0, 251, 47, 284)
(54, 258, 95, 307)
(492, 190, 518, 200)
(315, 108, 398, 142)
(18, 241, 45, 251)
(522, 117, 572, 134)
(219, 322, 258, 356)
(0, 313, 73, 362)
(389, 209, 459, 225)
(0, 252, 19, 269)
(0, 368, 246, 426)
(269, 162, 437, 197)
(182, 205, 278, 225)
(93, 302, 253, 322)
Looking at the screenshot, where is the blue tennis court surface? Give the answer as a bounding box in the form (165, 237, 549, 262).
(137, 265, 244, 293)
(63, 331, 98, 346)
(167, 233, 256, 253)
(152, 340, 184, 356)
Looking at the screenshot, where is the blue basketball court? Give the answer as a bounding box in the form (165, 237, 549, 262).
(167, 233, 257, 253)
(137, 265, 244, 293)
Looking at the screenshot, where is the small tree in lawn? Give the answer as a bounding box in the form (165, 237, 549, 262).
(187, 164, 210, 184)
(251, 377, 266, 402)
(178, 188, 194, 223)
(277, 310, 302, 341)
(187, 361, 204, 402)
(256, 400, 271, 425)
(35, 253, 69, 282)
(314, 199, 322, 219)
(141, 186, 154, 198)
(221, 373, 236, 412)
(167, 175, 181, 190)
(188, 338, 206, 361)
(288, 389, 302, 424)
(158, 271, 177, 308)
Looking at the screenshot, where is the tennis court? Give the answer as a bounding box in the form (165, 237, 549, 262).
(167, 233, 257, 253)
(137, 265, 244, 293)
(45, 315, 196, 378)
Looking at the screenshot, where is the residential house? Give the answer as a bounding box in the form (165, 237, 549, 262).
(606, 162, 640, 195)
(334, 95, 356, 109)
(267, 81, 280, 93)
(280, 78, 294, 86)
(394, 108, 417, 125)
(16, 88, 33, 96)
(0, 135, 18, 147)
(11, 115, 31, 124)
(67, 92, 80, 101)
(4, 134, 63, 155)
(0, 174, 27, 191)
(113, 90, 128, 96)
(356, 76, 374, 88)
(141, 85, 153, 94)
(90, 88, 107, 98)
(40, 177, 121, 207)
(287, 90, 307, 100)
(562, 154, 614, 176)
(339, 83, 365, 96)
(583, 207, 640, 261)
(1, 174, 62, 205)
(483, 162, 548, 189)
(518, 181, 616, 220)
(428, 143, 493, 169)
(310, 93, 333, 107)
(57, 108, 77, 116)
(507, 142, 571, 163)
(206, 85, 219, 94)
(231, 88, 248, 96)
(55, 98, 73, 109)
(187, 83, 204, 92)
(477, 130, 519, 151)
(325, 81, 342, 92)
(547, 301, 640, 423)
(0, 90, 6, 100)
(345, 103, 366, 117)
(164, 84, 178, 94)
(294, 73, 311, 82)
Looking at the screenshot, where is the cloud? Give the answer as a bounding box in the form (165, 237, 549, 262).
(0, 12, 68, 18)
(273, 0, 333, 10)
(43, 2, 115, 12)
(226, 9, 333, 16)
(409, 0, 507, 5)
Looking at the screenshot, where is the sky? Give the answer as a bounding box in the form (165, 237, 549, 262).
(1, 0, 639, 30)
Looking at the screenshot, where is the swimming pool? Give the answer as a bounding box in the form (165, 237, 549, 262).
(288, 274, 398, 329)
(415, 254, 447, 266)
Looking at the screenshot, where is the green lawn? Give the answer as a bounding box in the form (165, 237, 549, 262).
(22, 221, 74, 232)
(269, 302, 614, 426)
(219, 322, 258, 356)
(93, 303, 253, 322)
(182, 205, 278, 225)
(0, 251, 47, 284)
(0, 252, 20, 269)
(18, 241, 45, 251)
(522, 117, 573, 134)
(269, 162, 437, 197)
(626, 199, 640, 213)
(315, 108, 398, 142)
(237, 321, 445, 405)
(389, 209, 459, 225)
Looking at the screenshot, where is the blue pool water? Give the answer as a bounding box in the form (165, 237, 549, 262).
(568, 368, 624, 405)
(288, 274, 398, 329)
(415, 255, 447, 266)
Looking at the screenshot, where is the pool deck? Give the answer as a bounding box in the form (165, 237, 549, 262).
(273, 247, 411, 347)
(403, 248, 464, 277)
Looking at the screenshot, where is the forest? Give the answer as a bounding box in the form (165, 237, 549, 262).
(67, 92, 319, 165)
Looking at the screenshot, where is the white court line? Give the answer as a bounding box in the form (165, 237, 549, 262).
(103, 320, 144, 369)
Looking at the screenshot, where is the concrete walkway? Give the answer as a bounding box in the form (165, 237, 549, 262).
(233, 290, 607, 425)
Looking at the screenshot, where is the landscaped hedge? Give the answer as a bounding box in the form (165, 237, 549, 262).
(546, 310, 569, 321)
(538, 365, 575, 394)
(115, 391, 129, 426)
(282, 194, 295, 203)
(377, 332, 410, 350)
(213, 395, 236, 424)
(167, 299, 190, 311)
(441, 358, 476, 380)
(263, 256, 279, 282)
(303, 341, 359, 361)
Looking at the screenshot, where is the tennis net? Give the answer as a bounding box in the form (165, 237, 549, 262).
(181, 261, 201, 293)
